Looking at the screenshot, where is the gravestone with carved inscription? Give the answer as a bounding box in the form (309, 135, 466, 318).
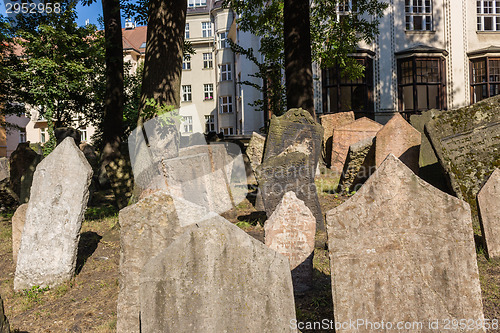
(426, 94, 500, 220)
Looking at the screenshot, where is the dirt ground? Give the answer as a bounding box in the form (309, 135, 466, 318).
(0, 174, 499, 332)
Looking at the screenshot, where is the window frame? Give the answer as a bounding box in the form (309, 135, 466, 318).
(219, 96, 233, 113)
(218, 31, 229, 49)
(204, 83, 214, 100)
(477, 0, 500, 31)
(202, 22, 212, 38)
(220, 63, 232, 81)
(185, 23, 190, 39)
(405, 0, 433, 31)
(470, 56, 500, 103)
(205, 115, 215, 133)
(221, 127, 234, 136)
(182, 56, 191, 70)
(182, 85, 192, 102)
(188, 0, 207, 7)
(203, 53, 213, 69)
(182, 116, 193, 133)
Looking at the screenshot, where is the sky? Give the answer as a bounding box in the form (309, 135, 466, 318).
(0, 0, 132, 28)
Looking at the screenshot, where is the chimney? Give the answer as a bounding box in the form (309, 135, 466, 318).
(125, 18, 135, 30)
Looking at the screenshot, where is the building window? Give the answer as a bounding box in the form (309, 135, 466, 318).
(477, 0, 500, 31)
(202, 22, 212, 37)
(79, 127, 87, 142)
(19, 129, 26, 143)
(397, 57, 446, 115)
(470, 57, 500, 103)
(205, 115, 215, 133)
(203, 53, 213, 68)
(219, 96, 233, 113)
(188, 0, 206, 7)
(40, 127, 47, 143)
(220, 64, 232, 81)
(218, 32, 229, 49)
(204, 84, 214, 100)
(182, 116, 193, 133)
(405, 0, 433, 31)
(185, 23, 190, 39)
(221, 127, 234, 136)
(183, 56, 191, 70)
(322, 57, 374, 115)
(182, 85, 192, 102)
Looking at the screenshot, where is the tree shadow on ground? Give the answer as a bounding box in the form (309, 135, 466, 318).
(76, 231, 102, 275)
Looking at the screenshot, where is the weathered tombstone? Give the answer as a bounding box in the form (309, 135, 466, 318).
(336, 137, 375, 193)
(330, 117, 382, 172)
(79, 143, 99, 172)
(19, 154, 43, 204)
(246, 132, 265, 172)
(143, 119, 179, 162)
(264, 108, 323, 168)
(54, 127, 81, 146)
(14, 137, 93, 291)
(117, 192, 197, 332)
(0, 179, 19, 212)
(0, 158, 8, 182)
(326, 154, 485, 332)
(375, 112, 421, 174)
(264, 191, 315, 293)
(477, 168, 500, 259)
(11, 203, 28, 265)
(9, 143, 41, 198)
(139, 217, 297, 333)
(0, 294, 9, 333)
(256, 151, 323, 230)
(425, 94, 500, 220)
(188, 132, 206, 146)
(319, 111, 355, 167)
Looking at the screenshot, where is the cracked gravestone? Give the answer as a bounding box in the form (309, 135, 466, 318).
(330, 117, 382, 173)
(319, 112, 355, 167)
(14, 137, 93, 291)
(139, 216, 297, 333)
(326, 154, 485, 332)
(477, 168, 500, 259)
(425, 94, 500, 221)
(264, 191, 315, 293)
(12, 203, 28, 266)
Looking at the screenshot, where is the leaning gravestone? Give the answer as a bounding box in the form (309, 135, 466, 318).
(409, 109, 442, 168)
(11, 203, 28, 266)
(246, 132, 265, 172)
(319, 111, 355, 167)
(0, 294, 9, 333)
(336, 137, 375, 193)
(14, 137, 93, 291)
(264, 108, 323, 168)
(375, 112, 421, 174)
(0, 158, 8, 182)
(264, 191, 315, 293)
(139, 216, 297, 333)
(9, 143, 41, 198)
(477, 168, 500, 259)
(426, 94, 500, 220)
(256, 151, 323, 230)
(330, 117, 382, 173)
(326, 154, 485, 332)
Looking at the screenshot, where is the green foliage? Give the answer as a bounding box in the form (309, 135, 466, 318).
(142, 98, 182, 127)
(85, 205, 119, 221)
(22, 285, 50, 302)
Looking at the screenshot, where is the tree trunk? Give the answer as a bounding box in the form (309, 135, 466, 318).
(101, 0, 124, 160)
(283, 0, 315, 118)
(138, 0, 187, 125)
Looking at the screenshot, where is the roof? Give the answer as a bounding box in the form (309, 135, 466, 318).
(122, 25, 147, 54)
(467, 45, 500, 57)
(395, 44, 448, 57)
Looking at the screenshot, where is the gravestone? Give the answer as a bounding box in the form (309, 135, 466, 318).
(143, 119, 179, 162)
(264, 108, 323, 168)
(79, 143, 99, 172)
(19, 154, 43, 204)
(117, 192, 213, 332)
(425, 94, 500, 220)
(0, 158, 8, 182)
(330, 117, 382, 173)
(139, 216, 297, 333)
(264, 191, 315, 293)
(409, 109, 442, 168)
(255, 151, 323, 230)
(9, 143, 41, 198)
(477, 168, 500, 259)
(337, 137, 375, 193)
(319, 112, 355, 167)
(375, 112, 421, 174)
(0, 294, 9, 333)
(246, 132, 265, 172)
(105, 155, 134, 209)
(326, 154, 484, 332)
(11, 203, 28, 265)
(14, 137, 93, 291)
(54, 127, 81, 146)
(0, 180, 18, 212)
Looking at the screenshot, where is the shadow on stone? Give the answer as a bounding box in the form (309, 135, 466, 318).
(76, 231, 102, 275)
(419, 162, 453, 194)
(237, 211, 267, 226)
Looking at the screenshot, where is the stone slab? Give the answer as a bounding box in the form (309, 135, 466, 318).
(0, 294, 9, 333)
(330, 117, 382, 173)
(477, 168, 500, 259)
(375, 112, 421, 174)
(0, 158, 8, 182)
(12, 203, 28, 266)
(19, 154, 42, 204)
(14, 137, 93, 291)
(337, 137, 374, 193)
(256, 151, 324, 231)
(409, 109, 442, 168)
(264, 191, 315, 293)
(425, 94, 500, 220)
(9, 143, 41, 198)
(319, 112, 355, 166)
(139, 216, 297, 333)
(326, 154, 485, 332)
(246, 132, 265, 172)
